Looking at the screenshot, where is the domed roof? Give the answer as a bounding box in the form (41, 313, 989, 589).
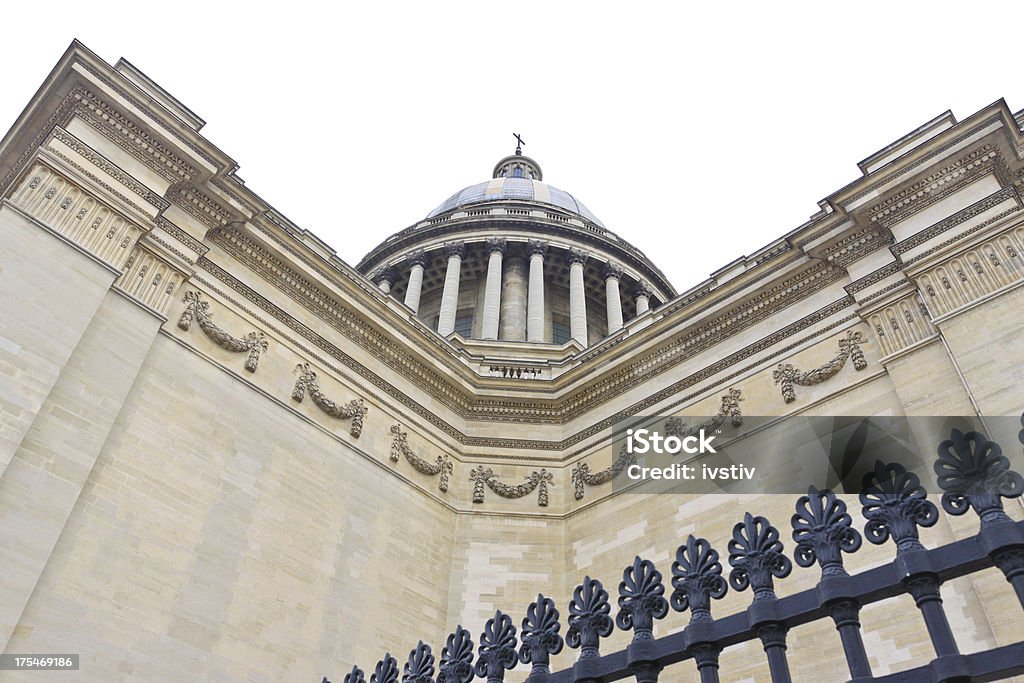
(426, 177, 605, 228)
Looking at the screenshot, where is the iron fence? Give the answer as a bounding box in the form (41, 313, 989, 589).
(325, 419, 1024, 683)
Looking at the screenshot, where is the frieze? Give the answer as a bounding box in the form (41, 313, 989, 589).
(292, 362, 367, 438)
(772, 330, 868, 403)
(177, 290, 269, 372)
(48, 127, 170, 210)
(867, 145, 997, 229)
(470, 466, 553, 507)
(915, 225, 1024, 319)
(845, 116, 1002, 206)
(115, 246, 185, 315)
(867, 294, 937, 358)
(70, 86, 199, 182)
(170, 184, 234, 228)
(892, 186, 1020, 258)
(390, 424, 452, 492)
(8, 161, 142, 269)
(196, 249, 859, 455)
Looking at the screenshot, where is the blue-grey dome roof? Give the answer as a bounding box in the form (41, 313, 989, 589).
(426, 178, 605, 228)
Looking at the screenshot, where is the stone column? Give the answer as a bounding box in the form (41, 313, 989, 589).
(604, 263, 624, 334)
(500, 250, 528, 342)
(526, 240, 547, 343)
(567, 248, 589, 347)
(634, 281, 652, 316)
(437, 241, 465, 336)
(481, 238, 506, 340)
(376, 266, 397, 294)
(403, 249, 427, 314)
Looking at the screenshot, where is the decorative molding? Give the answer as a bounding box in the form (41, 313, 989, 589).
(8, 161, 142, 268)
(571, 389, 744, 501)
(48, 126, 170, 210)
(70, 86, 200, 182)
(772, 330, 868, 403)
(291, 362, 367, 438)
(892, 186, 1020, 258)
(867, 294, 937, 358)
(170, 184, 234, 228)
(867, 145, 998, 229)
(115, 246, 186, 315)
(389, 424, 452, 492)
(177, 290, 268, 372)
(915, 225, 1024, 319)
(470, 466, 553, 507)
(207, 224, 847, 428)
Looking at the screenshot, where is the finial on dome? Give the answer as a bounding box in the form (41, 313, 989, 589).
(493, 136, 542, 181)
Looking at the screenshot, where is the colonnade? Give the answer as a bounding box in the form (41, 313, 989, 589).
(376, 240, 654, 346)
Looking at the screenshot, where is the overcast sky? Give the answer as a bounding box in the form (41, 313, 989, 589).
(2, 2, 1020, 293)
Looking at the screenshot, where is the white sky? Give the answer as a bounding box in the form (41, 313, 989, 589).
(2, 2, 1020, 293)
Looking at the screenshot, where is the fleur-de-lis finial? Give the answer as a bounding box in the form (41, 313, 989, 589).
(860, 461, 938, 552)
(518, 594, 563, 674)
(344, 666, 366, 683)
(935, 427, 1023, 526)
(371, 655, 400, 683)
(792, 486, 863, 577)
(566, 576, 613, 659)
(403, 642, 435, 683)
(474, 610, 518, 683)
(616, 556, 668, 640)
(670, 536, 728, 622)
(437, 627, 475, 683)
(728, 513, 792, 601)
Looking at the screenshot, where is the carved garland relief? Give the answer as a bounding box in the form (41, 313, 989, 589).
(390, 424, 452, 492)
(772, 330, 868, 404)
(178, 291, 269, 372)
(292, 362, 368, 438)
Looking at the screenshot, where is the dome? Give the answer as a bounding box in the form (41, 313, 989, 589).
(427, 178, 606, 228)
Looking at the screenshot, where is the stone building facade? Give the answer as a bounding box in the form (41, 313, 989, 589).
(0, 42, 1022, 681)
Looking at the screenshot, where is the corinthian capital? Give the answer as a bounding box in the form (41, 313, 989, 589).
(406, 249, 429, 268)
(444, 241, 467, 259)
(486, 237, 507, 255)
(566, 248, 588, 266)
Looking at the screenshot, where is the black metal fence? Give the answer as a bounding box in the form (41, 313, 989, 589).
(325, 421, 1024, 683)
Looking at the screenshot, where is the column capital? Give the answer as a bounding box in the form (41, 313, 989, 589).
(406, 249, 429, 268)
(566, 248, 588, 266)
(444, 241, 466, 259)
(602, 262, 624, 280)
(375, 266, 398, 286)
(633, 281, 653, 298)
(485, 237, 507, 255)
(527, 239, 549, 257)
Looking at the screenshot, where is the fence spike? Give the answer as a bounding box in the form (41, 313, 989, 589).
(566, 576, 613, 658)
(860, 460, 938, 553)
(792, 487, 862, 577)
(935, 427, 1023, 526)
(474, 611, 518, 682)
(343, 667, 366, 683)
(371, 655, 400, 683)
(670, 536, 727, 622)
(518, 594, 563, 674)
(616, 556, 668, 640)
(403, 641, 435, 683)
(437, 627, 475, 683)
(728, 513, 792, 601)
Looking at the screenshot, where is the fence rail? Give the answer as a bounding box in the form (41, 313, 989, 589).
(325, 420, 1024, 683)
